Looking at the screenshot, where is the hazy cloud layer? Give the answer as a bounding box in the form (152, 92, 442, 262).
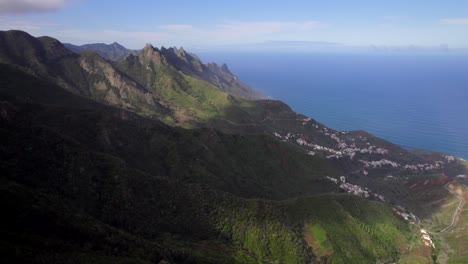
(158, 24, 194, 31)
(27, 21, 320, 48)
(0, 16, 57, 30)
(156, 21, 322, 46)
(440, 18, 468, 25)
(0, 0, 66, 14)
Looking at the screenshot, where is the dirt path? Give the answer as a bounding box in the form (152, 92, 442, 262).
(430, 182, 466, 235)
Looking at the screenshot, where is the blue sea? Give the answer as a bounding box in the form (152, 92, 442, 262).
(200, 52, 468, 159)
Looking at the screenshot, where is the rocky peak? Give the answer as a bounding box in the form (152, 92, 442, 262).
(110, 42, 125, 50)
(141, 43, 166, 65)
(220, 63, 231, 74)
(143, 43, 155, 51)
(176, 47, 187, 57)
(160, 46, 174, 55)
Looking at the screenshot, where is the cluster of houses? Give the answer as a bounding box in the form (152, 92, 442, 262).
(403, 161, 445, 172)
(326, 174, 438, 251)
(274, 132, 297, 141)
(296, 138, 342, 156)
(326, 176, 339, 184)
(392, 206, 418, 224)
(329, 132, 388, 156)
(420, 229, 435, 248)
(273, 123, 452, 176)
(338, 181, 371, 198)
(295, 136, 390, 161)
(444, 155, 456, 162)
(360, 159, 400, 168)
(274, 121, 393, 162)
(302, 117, 312, 125)
(325, 176, 386, 202)
(358, 158, 448, 173)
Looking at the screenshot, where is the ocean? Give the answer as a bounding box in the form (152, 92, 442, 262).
(199, 52, 468, 159)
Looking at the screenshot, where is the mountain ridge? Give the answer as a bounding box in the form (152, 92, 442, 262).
(1, 29, 467, 263)
(64, 39, 264, 100)
(64, 41, 139, 61)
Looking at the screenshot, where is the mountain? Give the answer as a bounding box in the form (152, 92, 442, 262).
(157, 45, 264, 99)
(0, 64, 416, 264)
(64, 42, 139, 61)
(1, 30, 467, 263)
(64, 40, 264, 100)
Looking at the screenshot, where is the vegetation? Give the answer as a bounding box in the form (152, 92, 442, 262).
(1, 30, 467, 263)
(430, 183, 468, 263)
(0, 65, 412, 263)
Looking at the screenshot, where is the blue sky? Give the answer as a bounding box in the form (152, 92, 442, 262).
(1, 0, 468, 51)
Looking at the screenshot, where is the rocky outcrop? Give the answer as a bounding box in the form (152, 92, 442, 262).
(140, 43, 167, 66)
(157, 45, 264, 99)
(79, 55, 164, 112)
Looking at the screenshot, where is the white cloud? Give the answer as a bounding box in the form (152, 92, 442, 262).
(157, 21, 322, 37)
(0, 0, 67, 14)
(0, 18, 323, 49)
(0, 16, 57, 30)
(157, 21, 322, 45)
(215, 21, 320, 34)
(440, 18, 468, 25)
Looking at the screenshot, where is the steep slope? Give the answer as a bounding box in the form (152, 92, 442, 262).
(0, 30, 262, 122)
(0, 30, 170, 119)
(64, 42, 138, 61)
(158, 46, 264, 99)
(0, 66, 417, 263)
(115, 44, 255, 125)
(422, 182, 468, 263)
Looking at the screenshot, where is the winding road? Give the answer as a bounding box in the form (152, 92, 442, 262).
(430, 182, 466, 235)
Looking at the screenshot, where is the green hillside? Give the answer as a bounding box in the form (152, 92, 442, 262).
(0, 63, 414, 263)
(1, 30, 467, 263)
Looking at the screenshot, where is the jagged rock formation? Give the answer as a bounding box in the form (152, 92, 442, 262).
(65, 40, 264, 100)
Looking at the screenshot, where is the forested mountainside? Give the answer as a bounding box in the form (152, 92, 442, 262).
(1, 30, 466, 263)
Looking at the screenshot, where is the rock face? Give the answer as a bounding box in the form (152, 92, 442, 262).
(0, 30, 171, 117)
(140, 43, 167, 66)
(79, 54, 160, 110)
(0, 30, 264, 125)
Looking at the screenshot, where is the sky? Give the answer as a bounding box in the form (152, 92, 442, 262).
(1, 0, 468, 52)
